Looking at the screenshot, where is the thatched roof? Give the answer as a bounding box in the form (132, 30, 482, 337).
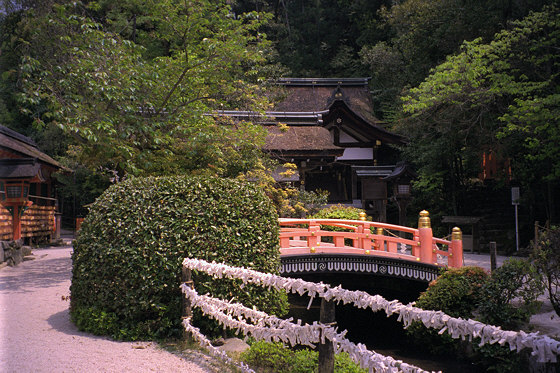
(273, 78, 379, 125)
(0, 125, 64, 169)
(264, 126, 343, 157)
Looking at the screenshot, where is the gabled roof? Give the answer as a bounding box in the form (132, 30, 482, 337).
(0, 125, 64, 170)
(324, 100, 405, 145)
(383, 162, 417, 181)
(274, 78, 405, 145)
(264, 126, 343, 157)
(273, 78, 378, 124)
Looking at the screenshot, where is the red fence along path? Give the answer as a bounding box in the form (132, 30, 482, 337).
(279, 211, 463, 268)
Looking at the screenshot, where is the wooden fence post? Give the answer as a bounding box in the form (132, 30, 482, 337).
(489, 241, 497, 273)
(318, 299, 335, 373)
(182, 266, 193, 340)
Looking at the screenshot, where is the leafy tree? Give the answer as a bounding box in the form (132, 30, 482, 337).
(360, 0, 554, 119)
(17, 1, 274, 177)
(531, 226, 560, 316)
(396, 6, 560, 219)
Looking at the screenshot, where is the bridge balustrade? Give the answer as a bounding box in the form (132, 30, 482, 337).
(279, 212, 463, 267)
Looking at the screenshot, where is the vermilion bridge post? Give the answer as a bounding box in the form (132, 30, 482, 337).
(418, 210, 436, 264)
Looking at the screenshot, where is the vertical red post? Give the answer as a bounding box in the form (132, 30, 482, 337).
(418, 210, 434, 264)
(308, 220, 319, 252)
(412, 232, 420, 257)
(361, 223, 371, 251)
(449, 227, 463, 267)
(12, 205, 21, 240)
(375, 227, 385, 251)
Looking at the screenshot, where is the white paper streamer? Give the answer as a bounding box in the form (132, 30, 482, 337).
(182, 318, 256, 373)
(182, 258, 560, 364)
(181, 283, 433, 373)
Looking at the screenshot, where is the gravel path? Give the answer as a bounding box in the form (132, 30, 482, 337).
(0, 245, 215, 373)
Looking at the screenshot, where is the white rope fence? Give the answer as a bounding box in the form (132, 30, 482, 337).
(181, 285, 429, 373)
(182, 257, 560, 370)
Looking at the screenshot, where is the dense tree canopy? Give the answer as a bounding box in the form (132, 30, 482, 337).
(397, 6, 559, 219)
(12, 1, 275, 176)
(1, 0, 559, 227)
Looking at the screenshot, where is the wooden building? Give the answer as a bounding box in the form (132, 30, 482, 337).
(0, 125, 65, 242)
(219, 78, 413, 222)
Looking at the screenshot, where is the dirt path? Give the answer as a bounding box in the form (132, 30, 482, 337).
(0, 245, 214, 373)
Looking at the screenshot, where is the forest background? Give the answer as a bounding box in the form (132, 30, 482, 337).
(0, 0, 558, 249)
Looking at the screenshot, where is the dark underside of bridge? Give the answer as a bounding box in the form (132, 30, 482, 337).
(280, 253, 442, 349)
(280, 253, 440, 302)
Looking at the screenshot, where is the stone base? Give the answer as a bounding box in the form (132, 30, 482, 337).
(1, 240, 32, 267)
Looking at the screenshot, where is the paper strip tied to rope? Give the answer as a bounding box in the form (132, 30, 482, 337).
(181, 282, 434, 373)
(182, 258, 560, 364)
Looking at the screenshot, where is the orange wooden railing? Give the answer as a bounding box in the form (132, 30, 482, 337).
(279, 211, 463, 268)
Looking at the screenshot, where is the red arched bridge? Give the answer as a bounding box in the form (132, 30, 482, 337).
(278, 211, 463, 284)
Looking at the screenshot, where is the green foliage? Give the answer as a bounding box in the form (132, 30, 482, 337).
(398, 6, 560, 219)
(70, 175, 288, 340)
(478, 258, 543, 329)
(416, 266, 489, 317)
(240, 341, 292, 372)
(309, 205, 366, 244)
(17, 1, 274, 177)
(407, 267, 489, 355)
(240, 341, 366, 373)
(531, 226, 560, 316)
(240, 161, 328, 218)
(54, 164, 112, 219)
(309, 205, 365, 221)
(408, 263, 543, 371)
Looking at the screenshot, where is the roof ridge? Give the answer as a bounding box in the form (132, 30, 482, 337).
(0, 125, 37, 148)
(277, 78, 371, 86)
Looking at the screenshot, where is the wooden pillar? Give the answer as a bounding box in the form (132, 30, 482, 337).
(318, 299, 335, 373)
(12, 206, 21, 241)
(181, 266, 193, 340)
(489, 241, 497, 272)
(55, 212, 62, 240)
(472, 222, 480, 254)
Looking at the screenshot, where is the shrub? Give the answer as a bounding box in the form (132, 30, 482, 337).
(415, 266, 489, 317)
(477, 258, 543, 329)
(309, 205, 365, 221)
(408, 263, 542, 372)
(309, 205, 366, 245)
(70, 175, 288, 340)
(240, 341, 366, 373)
(531, 226, 560, 316)
(406, 266, 489, 355)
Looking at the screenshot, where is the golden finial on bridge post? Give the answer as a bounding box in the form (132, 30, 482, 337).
(418, 210, 431, 228)
(452, 227, 462, 241)
(359, 212, 366, 221)
(450, 227, 463, 267)
(376, 227, 383, 235)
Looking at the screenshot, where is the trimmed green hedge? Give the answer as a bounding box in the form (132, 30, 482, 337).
(70, 175, 288, 340)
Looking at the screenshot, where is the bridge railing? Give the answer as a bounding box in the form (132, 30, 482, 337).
(279, 210, 464, 267)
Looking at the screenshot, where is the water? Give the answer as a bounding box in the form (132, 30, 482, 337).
(287, 295, 477, 372)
